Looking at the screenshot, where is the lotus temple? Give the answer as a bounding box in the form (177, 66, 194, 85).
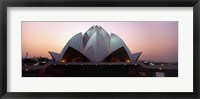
(49, 25, 142, 63)
(22, 25, 178, 77)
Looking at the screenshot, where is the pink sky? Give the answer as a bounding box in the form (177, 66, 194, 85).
(22, 21, 178, 62)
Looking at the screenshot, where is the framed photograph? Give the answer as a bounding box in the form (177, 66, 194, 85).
(21, 21, 178, 77)
(0, 0, 199, 99)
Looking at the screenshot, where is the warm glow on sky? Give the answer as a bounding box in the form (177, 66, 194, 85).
(22, 21, 178, 62)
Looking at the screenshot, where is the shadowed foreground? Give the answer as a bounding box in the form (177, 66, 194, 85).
(22, 62, 178, 77)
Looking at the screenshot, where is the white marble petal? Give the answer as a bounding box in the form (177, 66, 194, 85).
(48, 51, 62, 61)
(60, 32, 83, 58)
(110, 33, 132, 58)
(130, 52, 142, 61)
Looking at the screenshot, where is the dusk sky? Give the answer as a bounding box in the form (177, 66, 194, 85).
(22, 21, 178, 62)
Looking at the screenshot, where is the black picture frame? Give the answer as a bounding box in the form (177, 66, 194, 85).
(0, 0, 199, 99)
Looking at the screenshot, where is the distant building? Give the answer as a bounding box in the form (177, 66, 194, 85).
(26, 52, 28, 59)
(49, 25, 142, 62)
